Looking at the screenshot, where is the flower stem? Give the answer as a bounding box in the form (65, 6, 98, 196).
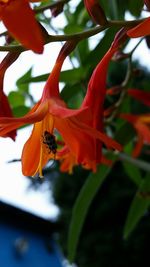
(0, 19, 144, 52)
(119, 152, 150, 172)
(34, 0, 70, 14)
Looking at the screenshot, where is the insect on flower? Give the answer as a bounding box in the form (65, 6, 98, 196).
(0, 41, 122, 178)
(42, 130, 57, 155)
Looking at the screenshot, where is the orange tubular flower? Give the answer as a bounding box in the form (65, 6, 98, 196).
(127, 17, 150, 38)
(0, 41, 121, 177)
(0, 52, 20, 140)
(0, 0, 44, 53)
(58, 31, 126, 173)
(120, 113, 150, 157)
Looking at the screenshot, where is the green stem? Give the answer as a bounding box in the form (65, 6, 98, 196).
(105, 36, 144, 124)
(128, 38, 144, 56)
(0, 19, 144, 52)
(0, 31, 7, 37)
(105, 57, 132, 123)
(119, 152, 150, 172)
(34, 0, 70, 14)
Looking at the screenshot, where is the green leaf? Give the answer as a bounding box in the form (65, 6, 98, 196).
(128, 0, 143, 17)
(17, 67, 32, 85)
(17, 68, 87, 84)
(85, 27, 117, 67)
(16, 68, 32, 93)
(124, 172, 150, 239)
(68, 155, 116, 263)
(60, 83, 83, 103)
(8, 91, 25, 108)
(60, 68, 87, 83)
(22, 73, 48, 83)
(12, 106, 30, 117)
(77, 39, 89, 65)
(115, 121, 136, 146)
(123, 162, 142, 187)
(109, 0, 118, 19)
(64, 24, 83, 34)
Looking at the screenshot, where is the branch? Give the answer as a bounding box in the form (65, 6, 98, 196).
(105, 38, 144, 123)
(0, 18, 143, 52)
(118, 152, 150, 172)
(34, 0, 70, 14)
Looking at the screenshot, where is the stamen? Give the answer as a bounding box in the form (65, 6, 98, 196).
(33, 115, 56, 178)
(32, 144, 44, 178)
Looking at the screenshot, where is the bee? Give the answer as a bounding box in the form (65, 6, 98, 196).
(42, 130, 57, 155)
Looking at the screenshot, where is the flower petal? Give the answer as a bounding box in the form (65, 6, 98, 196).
(136, 121, 150, 143)
(132, 132, 144, 157)
(0, 101, 48, 137)
(55, 117, 97, 164)
(71, 117, 122, 151)
(84, 0, 107, 25)
(128, 89, 150, 106)
(22, 122, 49, 177)
(1, 0, 44, 53)
(21, 123, 42, 176)
(127, 17, 150, 37)
(49, 100, 91, 119)
(0, 92, 16, 140)
(55, 116, 122, 165)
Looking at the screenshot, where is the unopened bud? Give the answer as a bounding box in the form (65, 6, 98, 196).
(107, 86, 122, 95)
(84, 0, 107, 26)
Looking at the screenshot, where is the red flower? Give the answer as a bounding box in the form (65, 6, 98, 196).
(127, 17, 150, 38)
(0, 41, 121, 177)
(84, 0, 107, 25)
(58, 31, 125, 173)
(0, 52, 19, 140)
(0, 0, 44, 53)
(120, 113, 150, 157)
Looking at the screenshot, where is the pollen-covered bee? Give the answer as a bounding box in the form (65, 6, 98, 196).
(42, 130, 57, 155)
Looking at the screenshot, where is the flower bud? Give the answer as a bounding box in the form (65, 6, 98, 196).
(107, 86, 122, 95)
(84, 0, 107, 25)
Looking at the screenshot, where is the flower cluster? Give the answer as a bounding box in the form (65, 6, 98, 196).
(0, 38, 122, 177)
(0, 0, 149, 178)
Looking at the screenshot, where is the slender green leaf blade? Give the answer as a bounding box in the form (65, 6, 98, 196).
(16, 67, 32, 85)
(124, 172, 150, 239)
(17, 68, 87, 84)
(123, 162, 142, 187)
(128, 0, 143, 17)
(68, 156, 116, 263)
